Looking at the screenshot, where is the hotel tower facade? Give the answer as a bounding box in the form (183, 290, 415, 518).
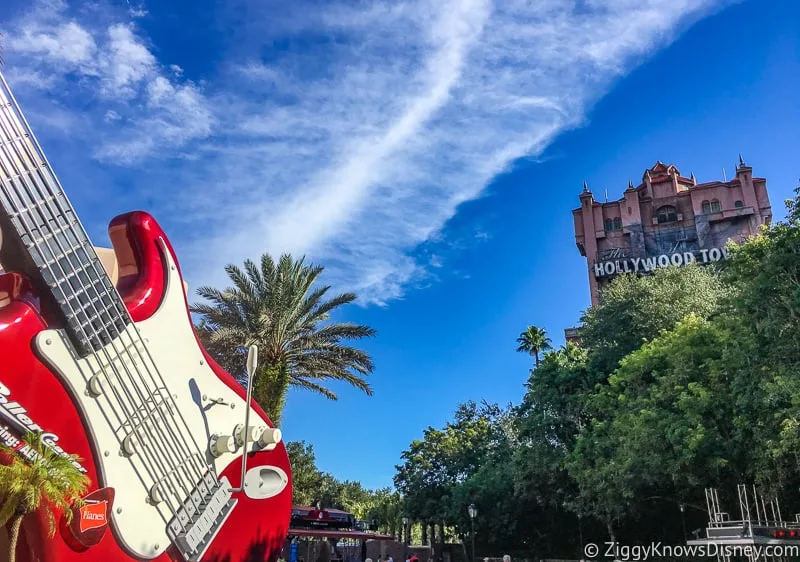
(572, 158, 772, 307)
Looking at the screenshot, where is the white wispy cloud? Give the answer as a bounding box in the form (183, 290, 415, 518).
(0, 0, 727, 304)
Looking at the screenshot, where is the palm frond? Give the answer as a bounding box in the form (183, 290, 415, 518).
(191, 252, 376, 422)
(290, 379, 339, 400)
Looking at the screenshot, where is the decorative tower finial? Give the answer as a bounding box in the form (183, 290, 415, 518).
(628, 179, 634, 190)
(691, 171, 696, 185)
(583, 180, 589, 193)
(739, 153, 745, 167)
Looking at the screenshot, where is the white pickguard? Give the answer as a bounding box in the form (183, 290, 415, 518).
(35, 239, 288, 559)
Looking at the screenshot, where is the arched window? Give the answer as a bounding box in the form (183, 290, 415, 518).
(604, 219, 613, 231)
(710, 199, 721, 213)
(656, 205, 678, 224)
(702, 200, 711, 214)
(613, 217, 622, 230)
(735, 200, 744, 208)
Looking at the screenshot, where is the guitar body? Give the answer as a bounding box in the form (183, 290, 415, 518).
(0, 211, 292, 562)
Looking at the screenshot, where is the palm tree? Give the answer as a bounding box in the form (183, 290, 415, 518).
(0, 431, 90, 562)
(516, 325, 552, 368)
(191, 253, 376, 424)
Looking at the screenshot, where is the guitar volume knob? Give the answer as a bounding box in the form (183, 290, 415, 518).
(234, 424, 261, 446)
(257, 427, 282, 450)
(209, 434, 236, 457)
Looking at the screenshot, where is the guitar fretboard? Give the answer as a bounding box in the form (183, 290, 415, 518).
(0, 72, 130, 355)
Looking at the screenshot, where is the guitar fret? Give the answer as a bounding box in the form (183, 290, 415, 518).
(48, 258, 128, 342)
(0, 93, 132, 355)
(22, 226, 80, 265)
(13, 195, 66, 222)
(0, 128, 26, 149)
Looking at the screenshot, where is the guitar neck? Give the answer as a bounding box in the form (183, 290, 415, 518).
(0, 70, 131, 356)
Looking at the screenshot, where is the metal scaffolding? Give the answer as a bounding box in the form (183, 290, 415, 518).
(691, 485, 800, 562)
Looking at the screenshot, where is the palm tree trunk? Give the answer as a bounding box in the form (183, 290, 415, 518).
(253, 363, 291, 425)
(535, 351, 540, 368)
(8, 513, 23, 562)
(421, 523, 428, 546)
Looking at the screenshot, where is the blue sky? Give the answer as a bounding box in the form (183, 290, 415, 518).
(0, 0, 798, 491)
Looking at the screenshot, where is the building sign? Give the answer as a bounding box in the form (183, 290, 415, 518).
(594, 247, 728, 278)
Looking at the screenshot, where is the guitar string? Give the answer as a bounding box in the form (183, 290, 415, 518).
(0, 81, 211, 525)
(0, 72, 212, 487)
(0, 108, 200, 514)
(1, 71, 254, 543)
(0, 113, 191, 519)
(0, 95, 225, 527)
(0, 137, 211, 532)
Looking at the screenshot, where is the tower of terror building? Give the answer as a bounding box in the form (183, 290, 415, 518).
(573, 158, 772, 307)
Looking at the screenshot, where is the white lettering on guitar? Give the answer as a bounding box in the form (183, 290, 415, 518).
(0, 380, 88, 473)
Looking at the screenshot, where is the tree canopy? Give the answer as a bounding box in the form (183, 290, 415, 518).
(286, 439, 406, 537)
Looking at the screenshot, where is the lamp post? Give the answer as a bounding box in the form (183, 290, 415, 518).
(679, 504, 687, 543)
(402, 516, 409, 561)
(467, 504, 477, 562)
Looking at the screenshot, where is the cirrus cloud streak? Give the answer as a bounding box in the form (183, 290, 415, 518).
(0, 0, 727, 304)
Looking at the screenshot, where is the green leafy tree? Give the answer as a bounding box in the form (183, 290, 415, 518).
(192, 253, 376, 424)
(567, 315, 736, 541)
(516, 326, 552, 368)
(514, 344, 591, 509)
(718, 188, 800, 492)
(286, 441, 325, 506)
(580, 265, 729, 374)
(365, 488, 403, 538)
(395, 402, 521, 548)
(513, 266, 730, 545)
(286, 439, 397, 525)
(0, 432, 90, 562)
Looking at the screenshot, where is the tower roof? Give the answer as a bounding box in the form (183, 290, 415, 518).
(642, 161, 680, 181)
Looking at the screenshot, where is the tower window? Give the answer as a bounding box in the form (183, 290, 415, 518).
(656, 205, 678, 224)
(613, 217, 622, 230)
(702, 200, 711, 214)
(735, 200, 744, 208)
(604, 219, 613, 231)
(710, 199, 721, 213)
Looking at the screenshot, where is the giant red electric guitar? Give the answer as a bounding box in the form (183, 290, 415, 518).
(0, 69, 292, 561)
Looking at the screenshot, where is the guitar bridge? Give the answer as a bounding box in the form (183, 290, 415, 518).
(166, 473, 237, 562)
